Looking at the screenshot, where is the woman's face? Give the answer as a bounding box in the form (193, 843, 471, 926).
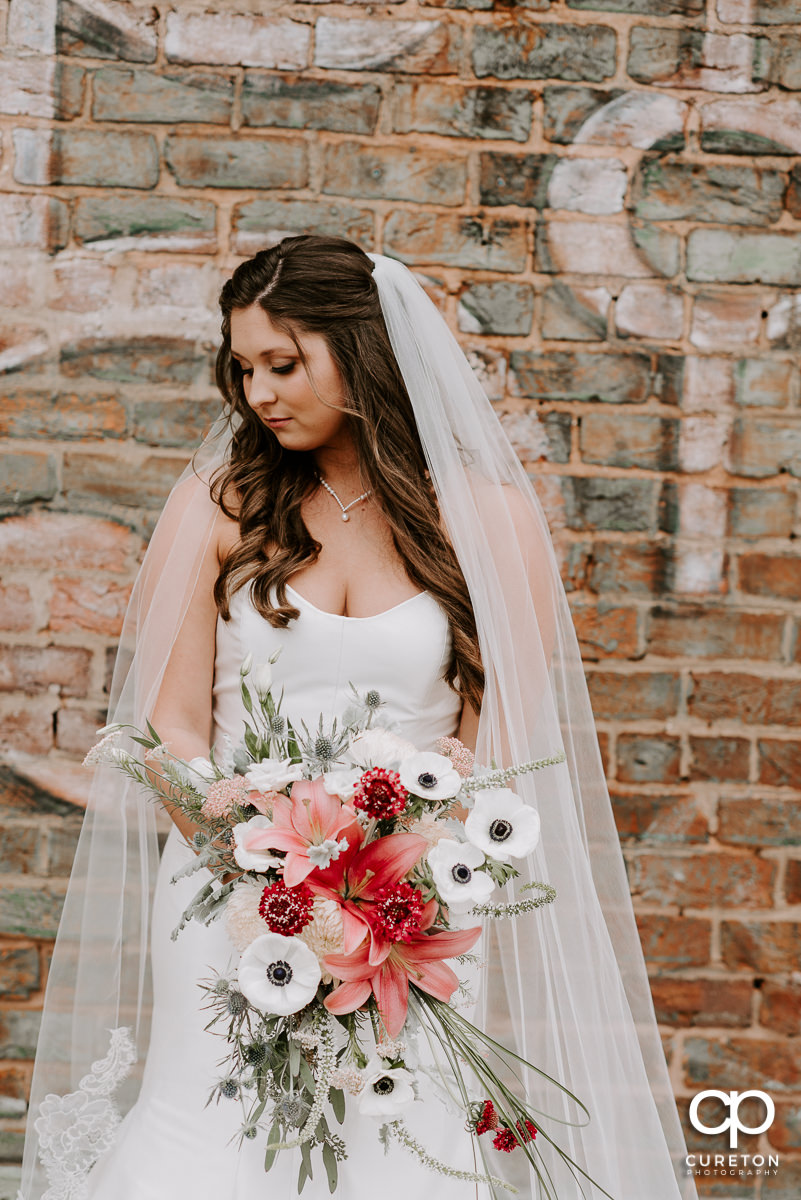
(229, 304, 351, 454)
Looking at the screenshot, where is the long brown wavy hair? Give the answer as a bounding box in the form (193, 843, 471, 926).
(212, 234, 483, 714)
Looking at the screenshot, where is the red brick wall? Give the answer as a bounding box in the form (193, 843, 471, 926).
(1, 0, 799, 1192)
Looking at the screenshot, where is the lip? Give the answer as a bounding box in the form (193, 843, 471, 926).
(264, 417, 292, 428)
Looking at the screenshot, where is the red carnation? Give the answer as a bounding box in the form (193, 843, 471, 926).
(258, 879, 314, 936)
(352, 768, 408, 819)
(369, 881, 424, 943)
(475, 1101, 499, 1136)
(492, 1119, 537, 1153)
(492, 1127, 518, 1153)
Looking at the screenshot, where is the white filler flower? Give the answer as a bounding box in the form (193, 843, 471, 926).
(464, 788, 541, 863)
(245, 757, 304, 792)
(232, 815, 280, 872)
(358, 1056, 416, 1118)
(427, 839, 495, 913)
(399, 751, 462, 802)
(347, 728, 417, 770)
(322, 767, 362, 801)
(238, 933, 322, 1016)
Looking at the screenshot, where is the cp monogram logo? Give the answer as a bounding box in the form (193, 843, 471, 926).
(689, 1090, 775, 1149)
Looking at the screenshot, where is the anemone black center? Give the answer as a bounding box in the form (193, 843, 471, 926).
(452, 863, 472, 884)
(489, 818, 513, 843)
(373, 1076, 395, 1095)
(266, 960, 292, 986)
(417, 772, 437, 789)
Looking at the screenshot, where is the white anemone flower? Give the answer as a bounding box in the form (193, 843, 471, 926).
(232, 815, 281, 872)
(357, 1056, 416, 1118)
(238, 933, 322, 1016)
(322, 767, 362, 801)
(427, 839, 496, 913)
(245, 757, 304, 792)
(399, 751, 462, 802)
(464, 788, 541, 863)
(347, 728, 417, 770)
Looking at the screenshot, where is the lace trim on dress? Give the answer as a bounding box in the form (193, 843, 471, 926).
(29, 1027, 136, 1200)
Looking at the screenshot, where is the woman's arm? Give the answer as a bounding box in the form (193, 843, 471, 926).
(149, 511, 236, 844)
(457, 700, 479, 754)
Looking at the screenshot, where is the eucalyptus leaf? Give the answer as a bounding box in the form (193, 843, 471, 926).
(289, 1040, 301, 1078)
(299, 1055, 315, 1092)
(299, 1139, 314, 1185)
(240, 679, 254, 715)
(329, 1087, 345, 1125)
(322, 1141, 338, 1194)
(264, 1119, 282, 1172)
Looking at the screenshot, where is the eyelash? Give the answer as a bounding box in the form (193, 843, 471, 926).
(237, 363, 294, 377)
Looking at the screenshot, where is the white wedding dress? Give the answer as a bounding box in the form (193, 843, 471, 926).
(85, 583, 490, 1200)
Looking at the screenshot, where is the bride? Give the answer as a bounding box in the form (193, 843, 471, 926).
(20, 236, 695, 1200)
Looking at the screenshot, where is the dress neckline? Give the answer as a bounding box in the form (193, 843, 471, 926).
(285, 583, 430, 622)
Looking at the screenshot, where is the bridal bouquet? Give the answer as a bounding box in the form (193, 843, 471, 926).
(89, 656, 601, 1197)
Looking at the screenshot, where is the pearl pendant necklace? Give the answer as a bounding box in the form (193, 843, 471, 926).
(317, 474, 372, 522)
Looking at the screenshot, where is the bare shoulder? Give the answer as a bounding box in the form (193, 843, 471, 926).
(215, 507, 241, 563)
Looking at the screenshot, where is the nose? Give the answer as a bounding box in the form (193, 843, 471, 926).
(245, 368, 278, 411)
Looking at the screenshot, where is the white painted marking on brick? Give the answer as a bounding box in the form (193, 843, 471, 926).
(0, 193, 58, 248)
(682, 357, 736, 412)
(716, 0, 758, 24)
(11, 127, 53, 184)
(314, 17, 441, 71)
(766, 295, 801, 345)
(548, 158, 627, 215)
(679, 482, 728, 539)
(673, 481, 728, 594)
(544, 221, 656, 278)
(0, 332, 49, 373)
(701, 98, 801, 154)
(616, 284, 684, 340)
(0, 55, 56, 118)
(7, 0, 57, 52)
(165, 13, 309, 70)
(698, 34, 763, 95)
(679, 415, 734, 474)
(574, 93, 688, 150)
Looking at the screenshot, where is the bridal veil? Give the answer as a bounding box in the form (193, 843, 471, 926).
(19, 244, 695, 1200)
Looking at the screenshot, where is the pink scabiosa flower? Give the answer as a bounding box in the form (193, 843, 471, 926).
(258, 879, 314, 936)
(305, 831, 429, 965)
(352, 768, 408, 819)
(369, 882, 425, 944)
(201, 777, 249, 820)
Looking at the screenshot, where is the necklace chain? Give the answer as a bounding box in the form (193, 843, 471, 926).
(317, 474, 372, 522)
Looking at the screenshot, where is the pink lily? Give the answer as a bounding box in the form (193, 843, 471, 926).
(241, 778, 360, 888)
(323, 904, 482, 1037)
(306, 832, 429, 965)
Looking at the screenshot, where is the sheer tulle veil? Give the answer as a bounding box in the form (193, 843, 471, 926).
(19, 249, 696, 1200)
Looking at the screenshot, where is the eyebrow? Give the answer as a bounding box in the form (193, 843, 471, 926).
(230, 347, 297, 362)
